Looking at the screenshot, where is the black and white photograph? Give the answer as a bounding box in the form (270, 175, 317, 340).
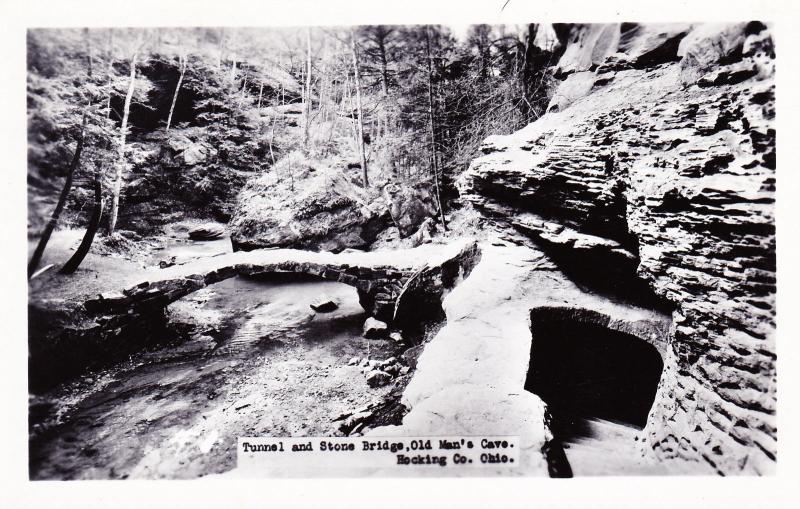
(3, 0, 800, 507)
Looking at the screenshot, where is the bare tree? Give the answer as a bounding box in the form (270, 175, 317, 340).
(216, 28, 224, 70)
(61, 168, 103, 274)
(29, 28, 96, 278)
(107, 36, 143, 235)
(165, 49, 188, 131)
(425, 27, 447, 231)
(28, 113, 87, 279)
(105, 29, 114, 119)
(62, 29, 106, 274)
(351, 28, 368, 188)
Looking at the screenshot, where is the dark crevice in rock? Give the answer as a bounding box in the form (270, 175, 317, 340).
(468, 166, 639, 254)
(527, 235, 674, 313)
(542, 436, 573, 478)
(627, 30, 689, 69)
(392, 241, 482, 340)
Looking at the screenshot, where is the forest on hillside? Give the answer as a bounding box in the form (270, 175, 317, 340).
(27, 24, 568, 277)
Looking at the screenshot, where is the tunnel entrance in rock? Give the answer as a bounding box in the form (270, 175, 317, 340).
(525, 312, 664, 475)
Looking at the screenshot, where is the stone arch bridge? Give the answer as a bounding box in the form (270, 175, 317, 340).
(83, 239, 480, 322)
(30, 240, 480, 391)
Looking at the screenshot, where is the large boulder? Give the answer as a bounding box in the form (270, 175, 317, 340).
(677, 22, 754, 84)
(228, 153, 390, 252)
(362, 317, 389, 339)
(554, 23, 621, 76)
(159, 133, 216, 168)
(549, 23, 694, 112)
(382, 182, 438, 238)
(188, 222, 226, 241)
(459, 23, 775, 475)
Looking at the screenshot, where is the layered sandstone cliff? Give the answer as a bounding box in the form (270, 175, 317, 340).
(458, 22, 776, 474)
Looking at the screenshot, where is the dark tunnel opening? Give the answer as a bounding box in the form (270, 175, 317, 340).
(524, 312, 664, 476)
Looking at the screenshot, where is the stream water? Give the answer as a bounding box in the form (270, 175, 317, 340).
(29, 275, 403, 480)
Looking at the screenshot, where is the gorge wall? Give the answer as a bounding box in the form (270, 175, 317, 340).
(458, 22, 776, 475)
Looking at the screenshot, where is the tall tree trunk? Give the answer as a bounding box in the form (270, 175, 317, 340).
(351, 28, 368, 188)
(303, 27, 312, 147)
(237, 73, 248, 111)
(165, 53, 186, 131)
(378, 35, 389, 95)
(28, 114, 87, 279)
(343, 75, 359, 146)
(107, 50, 138, 235)
(105, 30, 114, 119)
(425, 28, 447, 232)
(63, 28, 104, 275)
(521, 24, 540, 118)
(85, 28, 93, 78)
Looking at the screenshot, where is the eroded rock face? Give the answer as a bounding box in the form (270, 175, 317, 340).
(458, 22, 775, 474)
(228, 154, 390, 252)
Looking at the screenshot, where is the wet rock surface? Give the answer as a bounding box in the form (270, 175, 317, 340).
(458, 22, 776, 474)
(28, 277, 407, 480)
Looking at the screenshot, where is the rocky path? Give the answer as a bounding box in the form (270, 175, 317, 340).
(368, 239, 673, 477)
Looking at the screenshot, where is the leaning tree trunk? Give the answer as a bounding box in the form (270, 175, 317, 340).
(165, 53, 187, 131)
(425, 28, 447, 232)
(107, 51, 138, 235)
(61, 28, 104, 275)
(351, 28, 369, 188)
(60, 178, 104, 274)
(27, 114, 87, 279)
